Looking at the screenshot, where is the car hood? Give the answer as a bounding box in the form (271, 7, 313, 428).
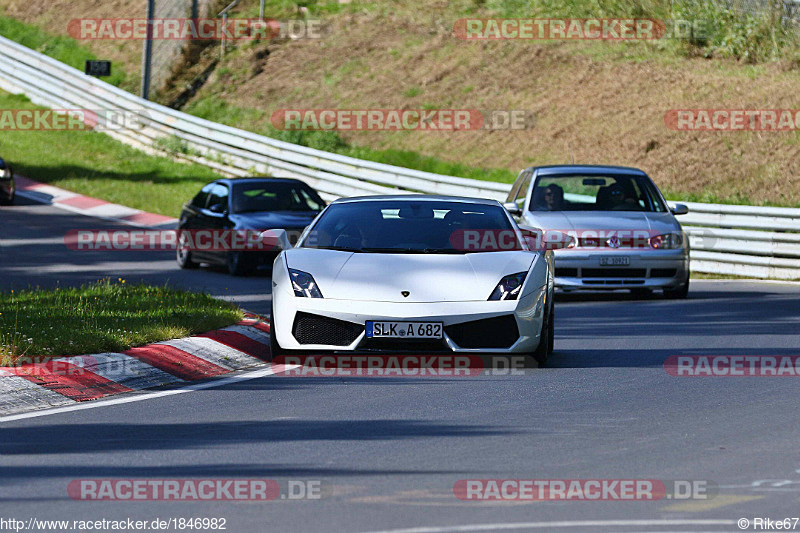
(229, 211, 318, 230)
(284, 248, 536, 302)
(523, 211, 680, 234)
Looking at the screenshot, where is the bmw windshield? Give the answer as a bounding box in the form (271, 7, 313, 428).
(300, 200, 521, 253)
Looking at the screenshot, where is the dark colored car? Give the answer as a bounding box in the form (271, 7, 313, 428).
(177, 177, 326, 275)
(0, 157, 15, 205)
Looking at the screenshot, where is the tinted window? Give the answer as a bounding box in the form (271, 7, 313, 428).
(191, 183, 215, 208)
(232, 181, 324, 213)
(530, 174, 667, 213)
(303, 200, 516, 253)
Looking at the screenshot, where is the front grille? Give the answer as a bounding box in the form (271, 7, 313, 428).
(581, 268, 647, 278)
(650, 268, 678, 278)
(292, 312, 363, 346)
(555, 267, 578, 277)
(446, 315, 519, 349)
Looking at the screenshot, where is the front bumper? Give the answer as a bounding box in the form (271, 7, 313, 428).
(272, 287, 548, 354)
(553, 248, 689, 290)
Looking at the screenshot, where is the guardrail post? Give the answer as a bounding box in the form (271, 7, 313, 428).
(140, 0, 155, 100)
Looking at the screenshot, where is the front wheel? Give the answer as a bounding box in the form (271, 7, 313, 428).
(227, 251, 252, 276)
(269, 304, 285, 360)
(664, 280, 689, 299)
(532, 301, 554, 366)
(176, 232, 198, 269)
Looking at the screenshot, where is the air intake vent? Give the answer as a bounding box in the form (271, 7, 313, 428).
(446, 315, 519, 349)
(292, 312, 363, 346)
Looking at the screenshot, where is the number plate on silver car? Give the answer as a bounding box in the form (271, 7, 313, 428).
(599, 256, 630, 266)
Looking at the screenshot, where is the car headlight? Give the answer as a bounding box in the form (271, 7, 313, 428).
(1, 168, 9, 179)
(489, 272, 527, 301)
(649, 233, 683, 249)
(289, 269, 323, 298)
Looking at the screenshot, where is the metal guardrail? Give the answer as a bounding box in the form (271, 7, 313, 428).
(0, 35, 798, 280)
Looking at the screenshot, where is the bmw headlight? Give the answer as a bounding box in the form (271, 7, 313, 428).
(489, 272, 527, 301)
(649, 233, 683, 250)
(289, 269, 323, 298)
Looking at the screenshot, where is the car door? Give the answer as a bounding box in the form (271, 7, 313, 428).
(195, 182, 231, 264)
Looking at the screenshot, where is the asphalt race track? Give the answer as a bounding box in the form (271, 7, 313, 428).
(1, 198, 799, 532)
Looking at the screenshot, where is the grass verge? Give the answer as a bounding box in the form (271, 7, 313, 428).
(0, 14, 129, 90)
(0, 91, 222, 216)
(0, 280, 244, 361)
(185, 96, 518, 184)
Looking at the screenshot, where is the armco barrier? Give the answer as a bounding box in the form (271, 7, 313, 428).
(0, 36, 797, 279)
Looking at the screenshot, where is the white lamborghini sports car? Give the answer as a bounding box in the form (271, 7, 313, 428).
(267, 196, 557, 364)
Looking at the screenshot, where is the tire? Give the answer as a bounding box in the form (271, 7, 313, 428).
(226, 251, 251, 276)
(176, 232, 198, 269)
(532, 300, 552, 366)
(269, 303, 284, 360)
(664, 280, 689, 299)
(0, 185, 14, 206)
(546, 303, 555, 356)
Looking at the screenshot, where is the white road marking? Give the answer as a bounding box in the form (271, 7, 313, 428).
(358, 519, 735, 533)
(0, 365, 298, 424)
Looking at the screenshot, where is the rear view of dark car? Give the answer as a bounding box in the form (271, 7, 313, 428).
(0, 157, 14, 205)
(177, 177, 325, 275)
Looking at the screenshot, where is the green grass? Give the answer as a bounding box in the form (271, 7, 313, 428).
(476, 0, 800, 64)
(186, 97, 518, 183)
(0, 91, 222, 216)
(0, 280, 244, 361)
(0, 15, 129, 90)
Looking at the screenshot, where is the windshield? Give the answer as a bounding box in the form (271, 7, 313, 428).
(301, 200, 518, 253)
(231, 181, 324, 213)
(531, 174, 668, 213)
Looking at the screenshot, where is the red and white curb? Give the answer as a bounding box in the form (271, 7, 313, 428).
(14, 175, 178, 229)
(0, 316, 271, 418)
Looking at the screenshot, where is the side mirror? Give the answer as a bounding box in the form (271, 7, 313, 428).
(544, 229, 576, 250)
(260, 228, 292, 251)
(503, 202, 522, 217)
(670, 204, 689, 216)
(209, 203, 227, 214)
(518, 227, 576, 251)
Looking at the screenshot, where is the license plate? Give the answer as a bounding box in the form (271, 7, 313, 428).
(600, 256, 630, 266)
(366, 321, 443, 339)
